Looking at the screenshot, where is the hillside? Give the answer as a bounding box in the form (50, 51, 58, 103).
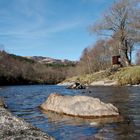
(61, 66, 140, 86)
(0, 51, 76, 85)
(26, 56, 77, 66)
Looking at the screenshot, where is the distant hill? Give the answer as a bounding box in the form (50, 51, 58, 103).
(0, 51, 76, 85)
(26, 56, 77, 66)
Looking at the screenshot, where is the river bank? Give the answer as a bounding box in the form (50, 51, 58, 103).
(0, 97, 55, 140)
(60, 66, 140, 86)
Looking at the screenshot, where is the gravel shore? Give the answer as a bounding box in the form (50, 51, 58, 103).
(0, 97, 55, 140)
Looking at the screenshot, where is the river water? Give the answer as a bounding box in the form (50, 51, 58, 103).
(0, 85, 140, 140)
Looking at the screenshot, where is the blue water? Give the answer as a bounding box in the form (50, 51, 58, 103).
(0, 85, 140, 140)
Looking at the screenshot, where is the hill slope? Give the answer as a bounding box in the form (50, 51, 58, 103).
(0, 51, 75, 85)
(26, 56, 77, 66)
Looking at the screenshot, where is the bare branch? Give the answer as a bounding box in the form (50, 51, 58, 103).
(90, 0, 140, 66)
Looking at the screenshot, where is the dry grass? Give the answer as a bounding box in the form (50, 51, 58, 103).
(63, 66, 140, 86)
(113, 66, 140, 86)
(64, 70, 112, 85)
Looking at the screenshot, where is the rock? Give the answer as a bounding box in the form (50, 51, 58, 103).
(91, 80, 117, 86)
(40, 93, 119, 118)
(57, 82, 75, 86)
(0, 97, 7, 108)
(0, 97, 55, 140)
(67, 82, 86, 89)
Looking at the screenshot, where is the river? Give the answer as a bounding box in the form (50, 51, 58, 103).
(0, 85, 140, 140)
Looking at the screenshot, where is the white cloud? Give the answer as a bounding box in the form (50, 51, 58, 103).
(0, 18, 84, 40)
(46, 20, 83, 34)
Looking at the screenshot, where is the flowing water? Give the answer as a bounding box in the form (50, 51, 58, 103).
(0, 85, 140, 140)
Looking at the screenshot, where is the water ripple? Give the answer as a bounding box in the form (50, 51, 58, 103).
(0, 85, 140, 140)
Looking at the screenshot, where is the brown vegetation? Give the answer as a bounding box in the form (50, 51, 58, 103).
(136, 49, 140, 65)
(74, 40, 112, 75)
(0, 51, 75, 85)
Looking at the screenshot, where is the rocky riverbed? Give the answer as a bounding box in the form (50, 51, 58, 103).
(0, 97, 55, 140)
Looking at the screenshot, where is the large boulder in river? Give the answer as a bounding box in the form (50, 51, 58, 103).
(40, 93, 119, 118)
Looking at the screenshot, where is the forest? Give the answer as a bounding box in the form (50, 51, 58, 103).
(0, 51, 75, 85)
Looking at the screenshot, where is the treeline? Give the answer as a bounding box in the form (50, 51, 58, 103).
(0, 51, 75, 85)
(74, 40, 112, 75)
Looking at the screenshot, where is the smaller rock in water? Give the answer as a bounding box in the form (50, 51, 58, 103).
(67, 82, 86, 89)
(0, 97, 7, 108)
(40, 93, 119, 118)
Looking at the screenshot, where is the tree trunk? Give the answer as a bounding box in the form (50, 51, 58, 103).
(124, 50, 131, 66)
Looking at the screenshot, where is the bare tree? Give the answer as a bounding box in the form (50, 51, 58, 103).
(76, 39, 112, 74)
(90, 40, 112, 70)
(136, 49, 140, 65)
(91, 0, 140, 66)
(76, 48, 92, 74)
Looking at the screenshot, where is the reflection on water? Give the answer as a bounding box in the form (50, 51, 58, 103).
(41, 109, 123, 127)
(0, 85, 140, 140)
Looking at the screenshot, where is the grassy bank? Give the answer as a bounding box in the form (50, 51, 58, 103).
(63, 66, 140, 86)
(112, 66, 140, 86)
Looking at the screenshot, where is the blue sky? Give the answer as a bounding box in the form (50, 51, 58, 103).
(0, 0, 114, 60)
